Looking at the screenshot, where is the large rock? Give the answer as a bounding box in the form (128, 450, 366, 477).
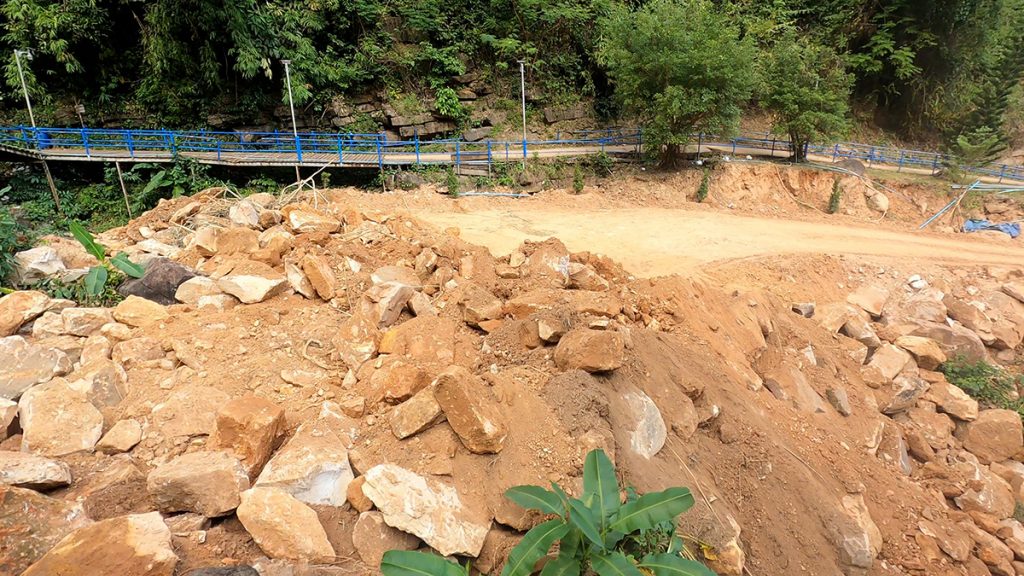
(893, 335, 946, 371)
(0, 336, 71, 400)
(97, 419, 143, 454)
(832, 493, 883, 571)
(20, 380, 103, 456)
(911, 321, 987, 361)
(150, 385, 231, 438)
(895, 289, 947, 324)
(0, 398, 15, 439)
(61, 307, 113, 337)
(0, 486, 91, 575)
(0, 451, 72, 489)
(361, 282, 415, 328)
(847, 286, 889, 318)
(67, 359, 128, 410)
(12, 247, 66, 285)
(867, 344, 912, 382)
(923, 381, 979, 421)
(554, 329, 625, 373)
(841, 315, 881, 349)
(459, 282, 503, 328)
(147, 451, 250, 517)
(211, 396, 285, 479)
(254, 420, 354, 506)
(963, 410, 1024, 464)
(112, 296, 170, 328)
(174, 276, 222, 306)
(236, 487, 335, 562)
(229, 200, 261, 228)
(352, 510, 421, 566)
(118, 258, 197, 306)
(763, 364, 828, 414)
(284, 261, 316, 299)
(955, 464, 1016, 519)
(390, 387, 444, 439)
(21, 512, 177, 576)
(285, 209, 341, 235)
(943, 294, 995, 343)
(217, 275, 287, 304)
(362, 464, 491, 557)
(371, 265, 421, 288)
(300, 254, 337, 300)
(880, 375, 929, 415)
(1002, 282, 1024, 305)
(0, 290, 50, 336)
(620, 387, 668, 458)
(333, 310, 381, 369)
(433, 366, 508, 454)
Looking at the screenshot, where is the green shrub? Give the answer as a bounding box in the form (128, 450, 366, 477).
(940, 355, 1024, 416)
(828, 179, 843, 214)
(573, 164, 585, 194)
(445, 169, 460, 197)
(0, 205, 30, 287)
(66, 221, 144, 304)
(380, 449, 716, 576)
(696, 167, 711, 202)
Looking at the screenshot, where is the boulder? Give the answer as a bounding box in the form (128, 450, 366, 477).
(895, 289, 947, 324)
(118, 258, 197, 306)
(841, 315, 881, 349)
(0, 486, 91, 575)
(236, 487, 335, 562)
(191, 227, 220, 256)
(923, 381, 979, 421)
(147, 451, 250, 517)
(0, 290, 51, 336)
(284, 261, 316, 299)
(460, 282, 503, 328)
(520, 239, 571, 287)
(371, 265, 421, 288)
(150, 385, 231, 438)
(961, 520, 1015, 572)
(0, 451, 72, 489)
(567, 262, 610, 291)
(174, 277, 222, 306)
(362, 464, 491, 557)
(97, 419, 143, 454)
(31, 311, 64, 339)
(254, 420, 354, 506)
(554, 329, 625, 372)
(300, 254, 337, 300)
(286, 209, 341, 234)
(964, 410, 1024, 464)
(894, 336, 947, 370)
(333, 310, 381, 370)
(0, 336, 71, 400)
(12, 247, 66, 285)
(361, 282, 415, 328)
(197, 294, 238, 311)
(112, 296, 170, 328)
(112, 336, 164, 369)
(61, 307, 113, 337)
(351, 511, 420, 566)
(67, 359, 128, 410)
(918, 519, 972, 562)
(211, 396, 285, 479)
(792, 302, 816, 318)
(847, 286, 889, 318)
(620, 388, 668, 458)
(0, 397, 15, 439)
(229, 200, 261, 228)
(22, 512, 177, 576)
(911, 321, 987, 361)
(390, 387, 444, 439)
(1003, 282, 1024, 305)
(867, 344, 912, 382)
(169, 201, 200, 224)
(943, 294, 995, 343)
(866, 192, 889, 213)
(213, 228, 258, 256)
(370, 358, 431, 404)
(832, 493, 883, 571)
(955, 465, 1016, 519)
(880, 375, 929, 415)
(19, 380, 103, 456)
(434, 366, 508, 454)
(217, 275, 287, 304)
(763, 364, 828, 414)
(816, 303, 859, 333)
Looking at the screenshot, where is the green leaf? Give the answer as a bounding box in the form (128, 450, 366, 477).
(142, 170, 166, 195)
(110, 252, 145, 278)
(551, 481, 570, 509)
(69, 221, 106, 261)
(557, 528, 581, 561)
(639, 554, 718, 576)
(609, 488, 694, 534)
(501, 520, 570, 576)
(567, 498, 604, 551)
(583, 449, 619, 529)
(83, 266, 108, 296)
(590, 551, 644, 576)
(380, 550, 467, 576)
(505, 486, 565, 516)
(539, 556, 581, 576)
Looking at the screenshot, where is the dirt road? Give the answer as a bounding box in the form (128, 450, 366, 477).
(420, 205, 1024, 277)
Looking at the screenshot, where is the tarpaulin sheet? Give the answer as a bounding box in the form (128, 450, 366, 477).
(963, 219, 1021, 238)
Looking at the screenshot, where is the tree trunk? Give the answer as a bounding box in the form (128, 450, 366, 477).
(659, 142, 680, 168)
(791, 133, 807, 163)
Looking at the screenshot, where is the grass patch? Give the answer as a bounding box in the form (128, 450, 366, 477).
(940, 355, 1024, 416)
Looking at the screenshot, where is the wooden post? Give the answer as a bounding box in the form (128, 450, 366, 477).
(40, 161, 64, 217)
(115, 162, 133, 219)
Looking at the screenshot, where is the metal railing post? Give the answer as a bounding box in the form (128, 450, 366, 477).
(487, 140, 492, 167)
(415, 133, 420, 166)
(336, 135, 343, 165)
(455, 140, 461, 175)
(217, 140, 222, 162)
(505, 141, 509, 161)
(376, 138, 383, 170)
(832, 144, 838, 162)
(998, 164, 1006, 184)
(898, 151, 904, 172)
(125, 130, 135, 158)
(81, 129, 90, 157)
(294, 134, 303, 164)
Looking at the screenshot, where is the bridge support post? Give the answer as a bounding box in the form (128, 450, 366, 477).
(115, 162, 133, 219)
(40, 161, 64, 217)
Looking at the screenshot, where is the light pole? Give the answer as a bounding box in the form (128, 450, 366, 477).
(13, 49, 35, 129)
(518, 60, 527, 169)
(281, 59, 302, 185)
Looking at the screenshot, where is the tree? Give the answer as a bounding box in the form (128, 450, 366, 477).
(597, 0, 756, 165)
(762, 32, 852, 162)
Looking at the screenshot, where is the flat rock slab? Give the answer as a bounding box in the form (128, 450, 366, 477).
(236, 487, 335, 563)
(20, 380, 104, 457)
(0, 486, 91, 575)
(0, 290, 51, 336)
(147, 451, 250, 517)
(0, 451, 72, 489)
(0, 336, 72, 400)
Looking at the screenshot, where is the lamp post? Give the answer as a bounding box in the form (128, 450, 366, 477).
(518, 60, 527, 169)
(281, 59, 302, 185)
(13, 49, 35, 129)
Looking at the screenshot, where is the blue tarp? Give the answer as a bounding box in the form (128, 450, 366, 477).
(963, 219, 1021, 238)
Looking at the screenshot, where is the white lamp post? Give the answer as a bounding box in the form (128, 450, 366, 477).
(13, 49, 35, 129)
(281, 59, 302, 184)
(518, 60, 527, 169)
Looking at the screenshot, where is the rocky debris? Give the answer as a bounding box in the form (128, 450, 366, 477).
(963, 410, 1024, 464)
(791, 302, 816, 317)
(217, 274, 287, 304)
(362, 464, 491, 557)
(0, 336, 71, 399)
(174, 276, 222, 306)
(22, 511, 177, 576)
(894, 335, 946, 370)
(923, 381, 979, 421)
(847, 285, 889, 318)
(211, 396, 285, 478)
(352, 510, 421, 566)
(0, 290, 50, 336)
(0, 451, 72, 489)
(832, 493, 883, 572)
(867, 344, 912, 381)
(434, 366, 508, 453)
(97, 419, 143, 454)
(300, 254, 337, 300)
(20, 380, 104, 456)
(390, 386, 444, 439)
(113, 296, 170, 327)
(0, 486, 91, 574)
(880, 375, 929, 415)
(61, 307, 114, 336)
(554, 328, 625, 372)
(620, 387, 668, 458)
(147, 451, 250, 517)
(362, 282, 415, 328)
(285, 209, 341, 235)
(118, 258, 197, 305)
(459, 282, 503, 327)
(254, 419, 354, 506)
(236, 487, 335, 563)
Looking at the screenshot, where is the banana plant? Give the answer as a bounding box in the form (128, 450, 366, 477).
(69, 221, 144, 298)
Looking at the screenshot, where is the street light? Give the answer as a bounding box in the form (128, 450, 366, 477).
(281, 59, 302, 185)
(13, 49, 35, 129)
(517, 60, 527, 169)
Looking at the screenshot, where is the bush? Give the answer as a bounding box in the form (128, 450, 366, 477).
(0, 206, 30, 287)
(828, 179, 843, 214)
(445, 169, 460, 197)
(696, 167, 711, 202)
(573, 164, 585, 194)
(940, 355, 1024, 415)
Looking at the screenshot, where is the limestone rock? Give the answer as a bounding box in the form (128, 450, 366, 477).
(112, 296, 169, 328)
(362, 464, 491, 557)
(0, 336, 71, 400)
(867, 344, 912, 382)
(12, 247, 66, 285)
(841, 315, 881, 349)
(964, 410, 1024, 464)
(300, 254, 337, 300)
(0, 486, 91, 575)
(944, 294, 995, 342)
(460, 282, 503, 327)
(520, 239, 571, 287)
(148, 451, 249, 517)
(371, 265, 421, 288)
(0, 451, 72, 489)
(866, 192, 889, 213)
(151, 385, 231, 438)
(112, 337, 164, 369)
(894, 335, 947, 370)
(213, 228, 258, 256)
(0, 398, 15, 440)
(621, 388, 667, 458)
(961, 520, 1015, 572)
(286, 209, 341, 235)
(880, 375, 929, 415)
(22, 512, 177, 576)
(347, 476, 374, 513)
(211, 395, 285, 479)
(0, 291, 51, 336)
(764, 364, 828, 414)
(923, 381, 979, 421)
(390, 387, 444, 439)
(20, 380, 103, 456)
(236, 487, 335, 562)
(911, 321, 987, 361)
(197, 294, 239, 311)
(434, 366, 508, 454)
(362, 282, 415, 328)
(1002, 282, 1024, 305)
(827, 386, 853, 416)
(919, 519, 972, 562)
(59, 307, 111, 337)
(254, 420, 354, 506)
(847, 285, 889, 318)
(169, 201, 200, 224)
(352, 510, 421, 566)
(284, 261, 316, 299)
(955, 465, 1016, 519)
(229, 200, 261, 228)
(554, 329, 625, 372)
(96, 419, 143, 455)
(67, 359, 128, 410)
(174, 277, 222, 306)
(333, 310, 381, 370)
(217, 275, 287, 304)
(833, 494, 883, 571)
